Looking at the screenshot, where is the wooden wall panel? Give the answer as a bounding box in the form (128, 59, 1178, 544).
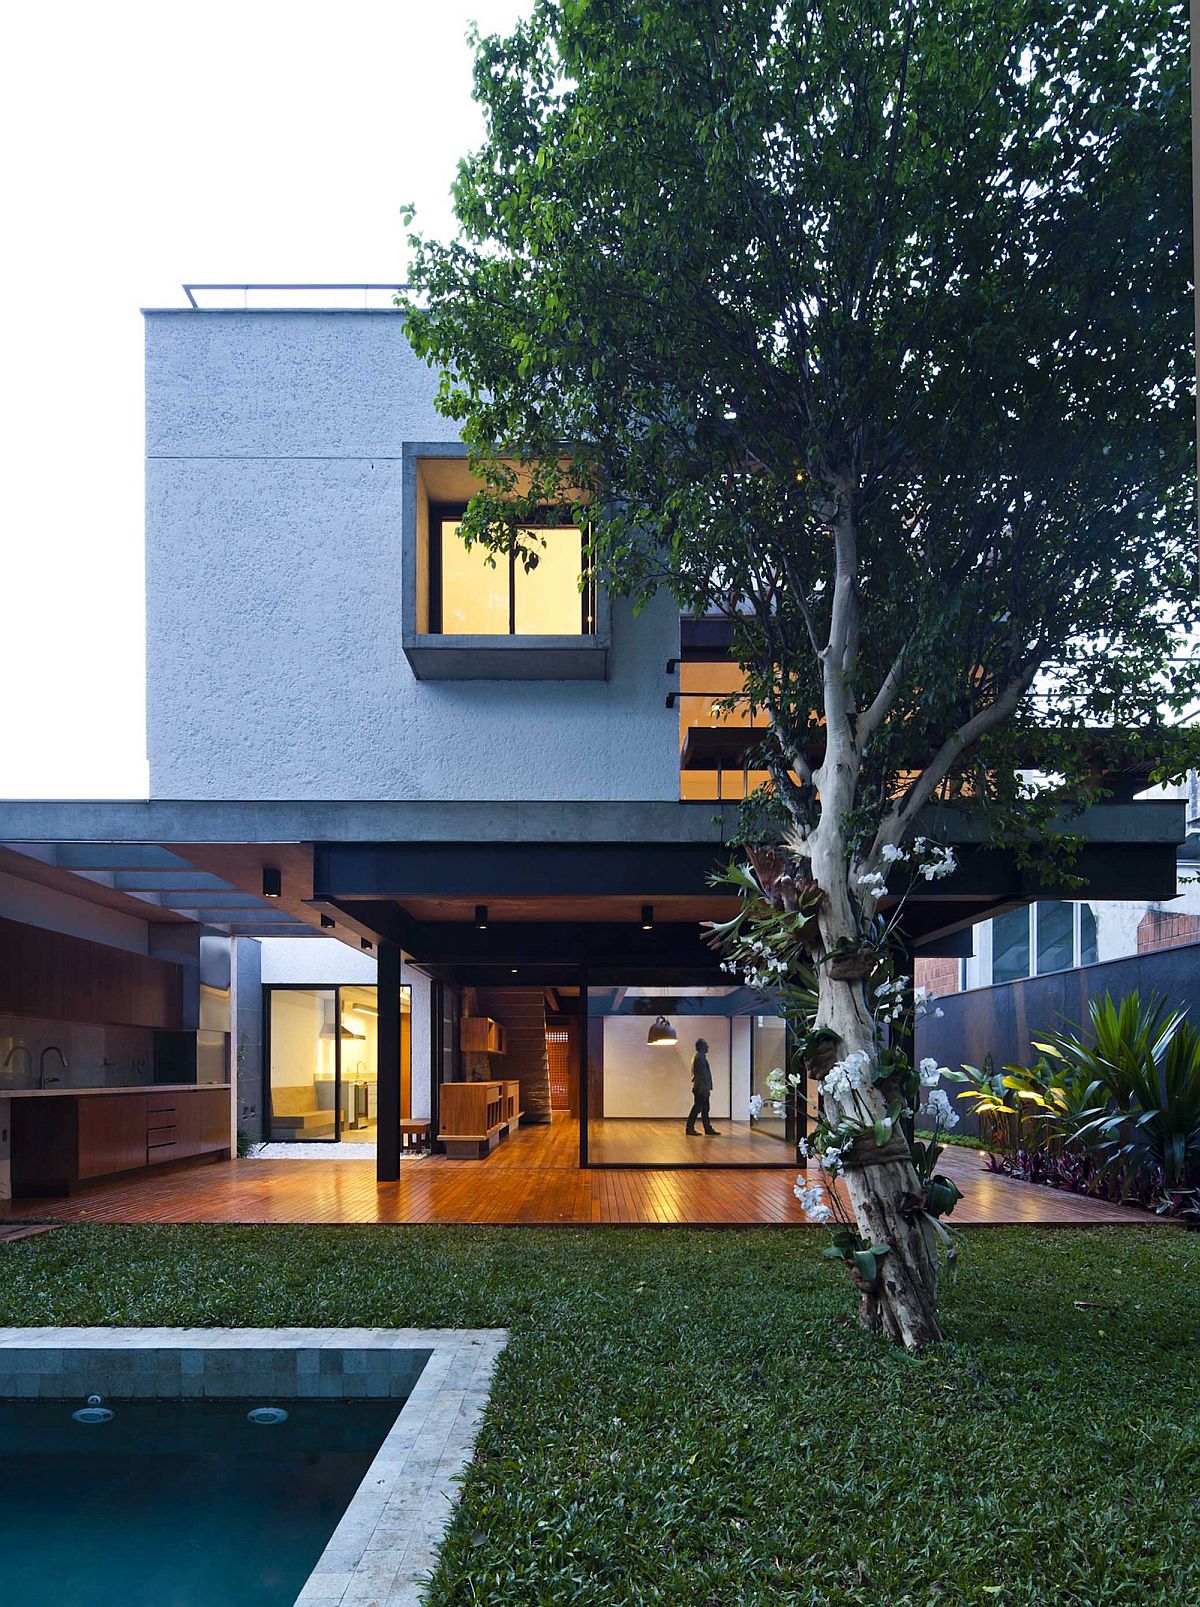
(0, 917, 182, 1028)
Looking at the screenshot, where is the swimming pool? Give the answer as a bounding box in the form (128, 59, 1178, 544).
(0, 1396, 404, 1607)
(0, 1327, 506, 1607)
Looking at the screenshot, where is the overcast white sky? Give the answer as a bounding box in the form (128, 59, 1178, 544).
(0, 0, 527, 798)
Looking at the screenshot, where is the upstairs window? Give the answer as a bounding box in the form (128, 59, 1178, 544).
(987, 901, 1099, 985)
(430, 503, 594, 636)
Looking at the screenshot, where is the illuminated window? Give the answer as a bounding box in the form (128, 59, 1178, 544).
(431, 504, 592, 635)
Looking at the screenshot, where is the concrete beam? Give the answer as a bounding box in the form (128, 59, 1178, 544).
(0, 796, 1184, 849)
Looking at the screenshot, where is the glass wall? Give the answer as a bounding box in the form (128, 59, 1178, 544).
(264, 985, 409, 1145)
(749, 1013, 789, 1141)
(585, 986, 793, 1166)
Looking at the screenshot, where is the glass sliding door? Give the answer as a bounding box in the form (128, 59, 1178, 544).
(266, 988, 339, 1142)
(750, 1013, 789, 1141)
(264, 984, 406, 1146)
(584, 986, 794, 1166)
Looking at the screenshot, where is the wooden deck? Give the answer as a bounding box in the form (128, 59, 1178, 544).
(0, 1115, 1162, 1227)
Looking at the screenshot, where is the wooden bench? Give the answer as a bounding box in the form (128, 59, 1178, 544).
(399, 1118, 431, 1154)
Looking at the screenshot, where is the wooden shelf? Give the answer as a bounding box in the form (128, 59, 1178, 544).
(437, 1080, 511, 1159)
(460, 1016, 507, 1055)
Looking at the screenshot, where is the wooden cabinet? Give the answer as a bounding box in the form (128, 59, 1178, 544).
(10, 1087, 231, 1197)
(502, 1081, 522, 1130)
(438, 1081, 507, 1159)
(77, 1095, 151, 1180)
(460, 1017, 507, 1055)
(0, 916, 183, 1028)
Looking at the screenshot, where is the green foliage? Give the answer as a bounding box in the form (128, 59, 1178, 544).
(406, 0, 1198, 856)
(3, 1224, 1199, 1602)
(1039, 991, 1200, 1188)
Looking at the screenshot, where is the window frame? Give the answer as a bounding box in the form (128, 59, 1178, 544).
(428, 501, 595, 637)
(981, 902, 1099, 986)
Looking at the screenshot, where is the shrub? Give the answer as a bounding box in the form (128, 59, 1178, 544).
(1037, 991, 1200, 1191)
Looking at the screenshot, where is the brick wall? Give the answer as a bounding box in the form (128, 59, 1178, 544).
(914, 956, 962, 998)
(1137, 909, 1200, 954)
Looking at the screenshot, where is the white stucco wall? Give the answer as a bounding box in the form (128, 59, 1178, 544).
(144, 310, 679, 801)
(258, 936, 378, 986)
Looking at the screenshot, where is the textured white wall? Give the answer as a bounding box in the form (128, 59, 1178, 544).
(145, 310, 679, 801)
(258, 936, 377, 986)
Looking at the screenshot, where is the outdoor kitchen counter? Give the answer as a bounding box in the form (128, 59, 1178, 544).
(2, 1085, 232, 1200)
(3, 1084, 229, 1097)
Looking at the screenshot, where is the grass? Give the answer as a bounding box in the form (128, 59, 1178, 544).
(3, 1224, 1198, 1605)
(916, 1127, 993, 1151)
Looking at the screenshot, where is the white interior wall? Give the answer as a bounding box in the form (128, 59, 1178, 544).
(730, 1015, 751, 1123)
(406, 966, 431, 1121)
(601, 1016, 732, 1119)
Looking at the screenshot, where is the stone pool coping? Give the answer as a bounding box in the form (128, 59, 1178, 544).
(0, 1325, 508, 1606)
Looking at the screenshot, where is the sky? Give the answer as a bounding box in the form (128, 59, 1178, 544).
(0, 0, 527, 798)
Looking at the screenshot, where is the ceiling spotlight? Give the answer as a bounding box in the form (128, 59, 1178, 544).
(320, 914, 335, 929)
(641, 903, 654, 931)
(360, 938, 373, 951)
(261, 866, 282, 898)
(511, 967, 518, 975)
(475, 904, 488, 930)
(647, 1015, 677, 1047)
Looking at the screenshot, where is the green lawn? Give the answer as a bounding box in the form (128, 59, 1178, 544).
(3, 1224, 1197, 1604)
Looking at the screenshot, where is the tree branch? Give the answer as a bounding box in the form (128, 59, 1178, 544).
(875, 659, 1042, 850)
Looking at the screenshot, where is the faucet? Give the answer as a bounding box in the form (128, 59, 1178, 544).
(2, 1044, 33, 1087)
(39, 1046, 68, 1089)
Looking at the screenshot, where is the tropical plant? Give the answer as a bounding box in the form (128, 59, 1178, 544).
(405, 0, 1196, 1347)
(948, 1055, 1018, 1152)
(1037, 991, 1200, 1191)
(1079, 1026, 1200, 1190)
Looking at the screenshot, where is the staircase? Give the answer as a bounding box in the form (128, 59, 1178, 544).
(474, 987, 553, 1126)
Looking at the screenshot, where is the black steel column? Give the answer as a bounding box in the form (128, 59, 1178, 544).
(578, 967, 589, 1168)
(377, 942, 402, 1182)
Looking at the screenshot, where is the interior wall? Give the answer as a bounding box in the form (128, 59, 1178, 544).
(730, 1015, 751, 1123)
(599, 1016, 732, 1119)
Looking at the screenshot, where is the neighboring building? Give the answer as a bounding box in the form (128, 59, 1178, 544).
(915, 786, 1200, 1073)
(0, 289, 1188, 1196)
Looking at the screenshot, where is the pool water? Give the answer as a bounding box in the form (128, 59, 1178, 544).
(0, 1397, 404, 1606)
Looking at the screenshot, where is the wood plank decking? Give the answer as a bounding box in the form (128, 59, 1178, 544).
(0, 1114, 1161, 1227)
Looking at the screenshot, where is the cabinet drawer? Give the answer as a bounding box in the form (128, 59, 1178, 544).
(146, 1139, 180, 1165)
(147, 1123, 178, 1148)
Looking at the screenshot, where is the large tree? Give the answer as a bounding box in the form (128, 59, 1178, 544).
(405, 0, 1197, 1348)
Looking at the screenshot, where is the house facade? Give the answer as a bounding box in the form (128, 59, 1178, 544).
(0, 292, 1187, 1197)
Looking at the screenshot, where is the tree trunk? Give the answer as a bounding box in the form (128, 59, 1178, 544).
(807, 805, 943, 1350)
(816, 966, 943, 1349)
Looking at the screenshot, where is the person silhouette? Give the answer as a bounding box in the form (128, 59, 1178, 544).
(685, 1037, 719, 1136)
